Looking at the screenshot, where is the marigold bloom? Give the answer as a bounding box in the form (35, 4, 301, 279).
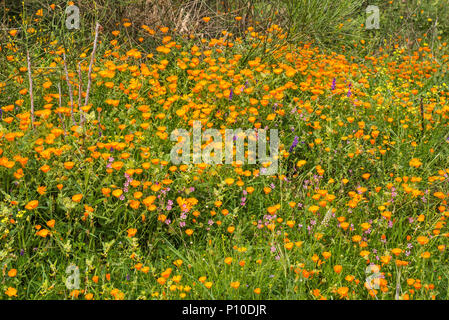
(230, 281, 240, 289)
(25, 200, 38, 210)
(46, 219, 55, 228)
(337, 287, 349, 298)
(8, 269, 17, 277)
(36, 229, 50, 237)
(37, 186, 47, 195)
(72, 194, 83, 202)
(64, 162, 74, 170)
(5, 287, 17, 297)
(127, 228, 137, 237)
(416, 236, 429, 245)
(409, 158, 422, 168)
(333, 265, 343, 273)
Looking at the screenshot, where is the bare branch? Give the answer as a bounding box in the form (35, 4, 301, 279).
(26, 49, 35, 129)
(63, 51, 76, 124)
(84, 22, 101, 108)
(58, 82, 67, 137)
(78, 61, 84, 126)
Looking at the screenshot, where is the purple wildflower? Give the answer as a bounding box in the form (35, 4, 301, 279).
(289, 136, 299, 152)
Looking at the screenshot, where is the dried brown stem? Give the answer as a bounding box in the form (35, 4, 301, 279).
(78, 61, 84, 126)
(58, 83, 67, 137)
(63, 51, 76, 124)
(84, 22, 101, 108)
(26, 49, 35, 129)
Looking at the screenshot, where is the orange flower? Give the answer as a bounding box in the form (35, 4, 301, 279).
(409, 158, 422, 168)
(102, 188, 111, 197)
(333, 265, 343, 274)
(361, 222, 371, 231)
(39, 164, 50, 173)
(337, 286, 349, 298)
(173, 259, 183, 268)
(72, 194, 83, 202)
(37, 186, 47, 195)
(127, 228, 137, 237)
(433, 192, 446, 199)
(112, 189, 123, 198)
(5, 287, 17, 297)
(340, 222, 349, 231)
(230, 281, 240, 289)
(362, 173, 371, 180)
(134, 263, 143, 271)
(129, 200, 140, 210)
(141, 266, 150, 273)
(416, 236, 429, 245)
(46, 219, 55, 228)
(8, 269, 17, 277)
(36, 229, 50, 237)
(161, 268, 172, 278)
(25, 200, 38, 210)
(64, 161, 74, 170)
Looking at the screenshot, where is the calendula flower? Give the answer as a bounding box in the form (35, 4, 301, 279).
(409, 158, 422, 168)
(5, 287, 17, 297)
(416, 236, 429, 245)
(127, 228, 137, 237)
(72, 194, 83, 202)
(8, 269, 17, 277)
(25, 200, 38, 210)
